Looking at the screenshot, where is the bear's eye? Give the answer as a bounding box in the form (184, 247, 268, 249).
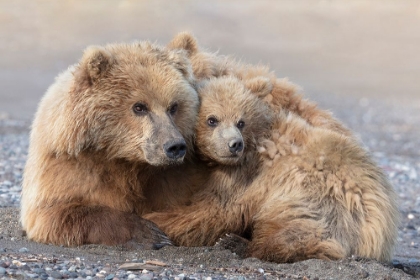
(133, 103, 148, 115)
(168, 103, 178, 115)
(207, 117, 219, 127)
(237, 120, 245, 129)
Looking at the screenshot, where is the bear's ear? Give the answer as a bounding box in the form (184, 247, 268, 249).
(167, 50, 194, 82)
(167, 32, 199, 56)
(244, 76, 273, 97)
(73, 46, 114, 92)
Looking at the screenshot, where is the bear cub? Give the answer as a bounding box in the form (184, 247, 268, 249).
(145, 75, 399, 262)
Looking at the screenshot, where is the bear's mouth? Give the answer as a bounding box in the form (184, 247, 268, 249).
(219, 155, 239, 158)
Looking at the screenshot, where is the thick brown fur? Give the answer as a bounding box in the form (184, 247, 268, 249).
(167, 32, 350, 136)
(20, 41, 209, 248)
(144, 76, 399, 263)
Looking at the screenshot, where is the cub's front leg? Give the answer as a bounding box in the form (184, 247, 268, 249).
(144, 201, 236, 247)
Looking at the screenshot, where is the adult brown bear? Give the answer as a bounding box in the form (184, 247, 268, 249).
(20, 41, 207, 248)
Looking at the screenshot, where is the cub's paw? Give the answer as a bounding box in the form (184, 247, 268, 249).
(215, 233, 249, 258)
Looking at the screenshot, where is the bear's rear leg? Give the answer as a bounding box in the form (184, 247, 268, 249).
(25, 203, 171, 248)
(249, 219, 346, 263)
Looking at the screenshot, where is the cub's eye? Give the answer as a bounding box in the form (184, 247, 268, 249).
(207, 117, 219, 127)
(168, 103, 178, 115)
(237, 120, 245, 129)
(133, 103, 148, 115)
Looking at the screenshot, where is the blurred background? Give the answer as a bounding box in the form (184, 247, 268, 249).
(0, 0, 419, 121)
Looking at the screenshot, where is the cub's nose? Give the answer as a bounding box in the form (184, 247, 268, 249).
(228, 138, 244, 154)
(164, 139, 187, 160)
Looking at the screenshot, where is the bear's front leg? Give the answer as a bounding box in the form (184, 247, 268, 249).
(144, 202, 234, 247)
(25, 202, 171, 249)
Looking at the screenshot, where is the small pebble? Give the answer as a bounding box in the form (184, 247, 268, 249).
(408, 213, 415, 219)
(49, 271, 63, 279)
(20, 264, 31, 271)
(140, 274, 152, 280)
(12, 260, 22, 266)
(18, 247, 29, 253)
(68, 271, 78, 278)
(408, 258, 419, 264)
(0, 267, 6, 275)
(25, 273, 39, 278)
(68, 265, 77, 272)
(33, 268, 46, 274)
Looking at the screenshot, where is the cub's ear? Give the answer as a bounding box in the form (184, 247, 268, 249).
(73, 46, 114, 92)
(167, 32, 199, 56)
(244, 76, 273, 97)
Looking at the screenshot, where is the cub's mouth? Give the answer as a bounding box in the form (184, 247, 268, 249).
(213, 151, 243, 165)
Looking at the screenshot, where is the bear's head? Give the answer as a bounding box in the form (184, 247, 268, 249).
(195, 76, 273, 165)
(48, 42, 199, 166)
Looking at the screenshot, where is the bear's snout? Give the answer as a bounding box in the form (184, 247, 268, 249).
(163, 139, 187, 160)
(228, 138, 244, 154)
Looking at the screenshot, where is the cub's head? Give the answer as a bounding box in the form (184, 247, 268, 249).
(49, 42, 199, 166)
(195, 76, 273, 165)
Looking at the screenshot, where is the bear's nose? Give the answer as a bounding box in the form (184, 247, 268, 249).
(164, 139, 187, 160)
(228, 138, 244, 154)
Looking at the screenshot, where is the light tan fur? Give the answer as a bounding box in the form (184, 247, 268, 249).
(20, 41, 209, 248)
(144, 76, 399, 263)
(167, 32, 350, 136)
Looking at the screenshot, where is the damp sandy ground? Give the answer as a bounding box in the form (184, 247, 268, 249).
(0, 0, 420, 279)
